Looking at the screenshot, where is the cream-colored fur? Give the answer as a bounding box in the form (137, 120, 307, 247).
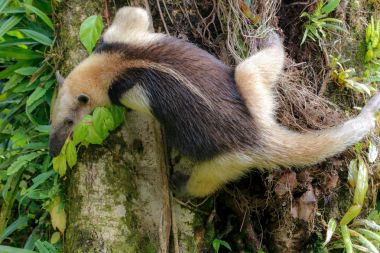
(103, 7, 164, 45)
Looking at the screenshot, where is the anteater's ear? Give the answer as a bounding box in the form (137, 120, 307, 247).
(55, 71, 65, 86)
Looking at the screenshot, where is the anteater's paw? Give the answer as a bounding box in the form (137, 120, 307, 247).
(170, 171, 190, 199)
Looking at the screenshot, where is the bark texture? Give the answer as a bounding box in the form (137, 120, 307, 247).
(57, 1, 195, 252)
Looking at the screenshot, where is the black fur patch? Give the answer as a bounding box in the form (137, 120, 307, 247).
(99, 37, 259, 161)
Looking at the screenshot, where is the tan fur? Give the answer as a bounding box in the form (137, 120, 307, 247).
(103, 6, 164, 45)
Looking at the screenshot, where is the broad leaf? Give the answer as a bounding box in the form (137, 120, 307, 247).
(321, 0, 341, 14)
(79, 15, 103, 54)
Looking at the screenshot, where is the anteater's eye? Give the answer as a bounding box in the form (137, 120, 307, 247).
(78, 94, 89, 104)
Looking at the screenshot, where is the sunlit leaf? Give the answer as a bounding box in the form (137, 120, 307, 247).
(79, 15, 103, 54)
(93, 107, 114, 138)
(85, 125, 103, 144)
(65, 140, 77, 168)
(52, 154, 66, 177)
(50, 232, 60, 244)
(321, 0, 341, 14)
(72, 122, 89, 145)
(340, 204, 362, 226)
(353, 158, 368, 205)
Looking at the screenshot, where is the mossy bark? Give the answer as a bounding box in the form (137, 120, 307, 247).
(56, 1, 196, 252)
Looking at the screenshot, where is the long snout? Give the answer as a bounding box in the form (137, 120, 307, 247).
(49, 126, 71, 157)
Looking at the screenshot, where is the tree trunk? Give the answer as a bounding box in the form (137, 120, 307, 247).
(56, 1, 196, 252)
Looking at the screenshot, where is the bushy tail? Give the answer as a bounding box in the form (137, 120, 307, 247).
(259, 98, 379, 167)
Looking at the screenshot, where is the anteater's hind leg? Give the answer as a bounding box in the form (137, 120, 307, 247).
(234, 34, 285, 127)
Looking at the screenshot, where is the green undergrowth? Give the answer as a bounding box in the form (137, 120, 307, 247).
(0, 1, 118, 252)
(300, 3, 380, 252)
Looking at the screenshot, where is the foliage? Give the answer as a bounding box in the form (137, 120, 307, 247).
(330, 56, 374, 95)
(300, 0, 344, 46)
(212, 238, 232, 253)
(324, 144, 380, 252)
(0, 0, 61, 251)
(0, 1, 119, 252)
(79, 15, 103, 54)
(52, 105, 125, 177)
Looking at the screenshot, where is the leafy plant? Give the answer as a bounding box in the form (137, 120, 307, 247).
(52, 106, 125, 177)
(301, 0, 344, 46)
(212, 239, 232, 253)
(79, 15, 103, 54)
(330, 56, 374, 95)
(324, 144, 380, 252)
(0, 0, 61, 250)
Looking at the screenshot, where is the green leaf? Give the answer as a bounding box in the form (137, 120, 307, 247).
(0, 216, 28, 243)
(23, 3, 54, 30)
(323, 218, 337, 246)
(50, 232, 60, 244)
(0, 0, 11, 13)
(52, 155, 67, 177)
(340, 225, 353, 253)
(0, 38, 37, 47)
(72, 122, 89, 145)
(212, 239, 231, 252)
(7, 152, 41, 175)
(0, 245, 36, 253)
(79, 15, 103, 54)
(19, 29, 52, 46)
(321, 0, 341, 14)
(93, 107, 114, 138)
(85, 125, 103, 144)
(34, 240, 59, 253)
(0, 16, 22, 38)
(15, 67, 38, 76)
(350, 229, 379, 253)
(109, 106, 125, 129)
(28, 170, 55, 192)
(353, 158, 368, 206)
(3, 74, 24, 92)
(65, 141, 77, 168)
(0, 47, 42, 60)
(26, 87, 47, 106)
